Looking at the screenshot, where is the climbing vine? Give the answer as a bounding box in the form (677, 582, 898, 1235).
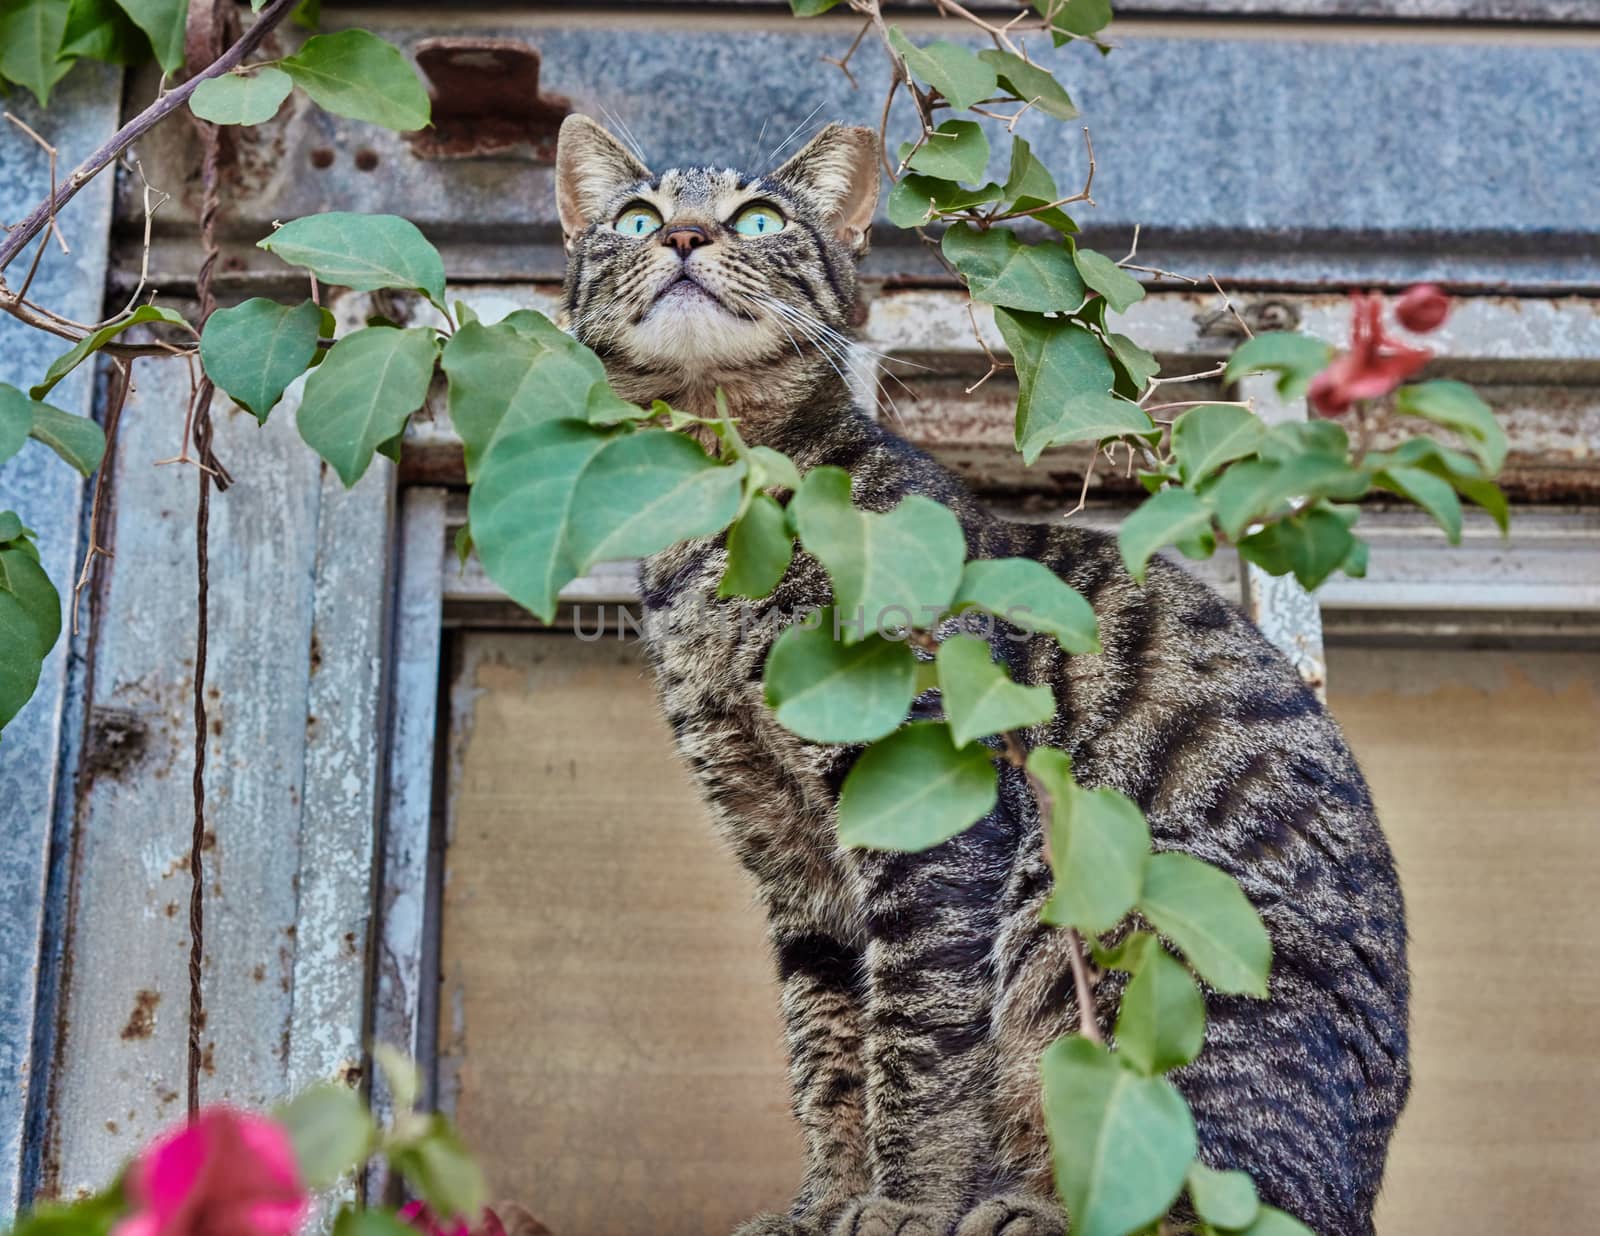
(0, 2, 1507, 1235)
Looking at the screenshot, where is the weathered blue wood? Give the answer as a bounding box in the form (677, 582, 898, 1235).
(0, 62, 123, 1219)
(43, 328, 394, 1201)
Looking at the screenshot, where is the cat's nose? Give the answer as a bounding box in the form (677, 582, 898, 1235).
(661, 224, 710, 257)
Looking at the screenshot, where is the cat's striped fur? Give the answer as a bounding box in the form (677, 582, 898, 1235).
(555, 115, 1409, 1236)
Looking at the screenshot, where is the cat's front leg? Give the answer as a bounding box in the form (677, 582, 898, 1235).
(835, 835, 1009, 1233)
(770, 923, 873, 1230)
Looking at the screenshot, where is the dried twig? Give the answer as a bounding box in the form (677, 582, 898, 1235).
(72, 358, 132, 633)
(0, 0, 300, 274)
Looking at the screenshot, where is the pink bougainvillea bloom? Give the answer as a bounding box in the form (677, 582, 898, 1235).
(1394, 283, 1451, 333)
(1307, 291, 1432, 416)
(399, 1201, 509, 1236)
(399, 1201, 469, 1236)
(113, 1108, 307, 1236)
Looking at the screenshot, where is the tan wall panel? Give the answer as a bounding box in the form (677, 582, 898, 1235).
(438, 635, 801, 1236)
(442, 635, 1600, 1235)
(1332, 648, 1600, 1236)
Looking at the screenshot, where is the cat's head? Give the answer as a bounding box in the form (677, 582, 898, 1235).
(555, 114, 880, 396)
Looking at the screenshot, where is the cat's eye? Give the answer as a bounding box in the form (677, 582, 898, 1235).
(614, 205, 663, 237)
(732, 204, 786, 237)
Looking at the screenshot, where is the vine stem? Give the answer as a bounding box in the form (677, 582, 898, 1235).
(1001, 731, 1103, 1044)
(0, 0, 300, 275)
(185, 1, 232, 1124)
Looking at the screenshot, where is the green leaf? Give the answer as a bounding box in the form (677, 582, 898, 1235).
(1020, 392, 1155, 466)
(259, 212, 446, 306)
(1115, 945, 1205, 1075)
(888, 28, 997, 111)
(1139, 851, 1271, 997)
(720, 493, 795, 599)
(1032, 0, 1114, 41)
(886, 176, 1002, 228)
(992, 309, 1115, 457)
(0, 0, 72, 104)
(764, 618, 918, 744)
(387, 1114, 487, 1222)
(790, 467, 966, 642)
(61, 0, 151, 65)
(1030, 748, 1150, 935)
(837, 722, 999, 851)
(936, 634, 1053, 748)
(952, 557, 1099, 654)
(331, 1208, 416, 1236)
(1171, 404, 1266, 486)
(27, 401, 107, 477)
(1237, 1207, 1318, 1236)
(0, 546, 61, 660)
(296, 326, 438, 486)
(1000, 137, 1057, 204)
(747, 445, 802, 494)
(0, 384, 35, 466)
(31, 305, 188, 400)
(1376, 463, 1462, 543)
(373, 1041, 420, 1113)
(4, 1180, 126, 1236)
(277, 1083, 375, 1189)
(0, 512, 24, 544)
(1223, 332, 1335, 401)
(1041, 1035, 1197, 1236)
(1188, 1162, 1261, 1231)
(979, 49, 1077, 119)
(1206, 454, 1368, 542)
(566, 432, 745, 565)
(0, 590, 46, 734)
(1394, 380, 1507, 475)
(189, 67, 293, 125)
(1236, 506, 1358, 591)
(942, 225, 1086, 314)
(280, 29, 431, 132)
(113, 0, 186, 73)
(1118, 488, 1211, 583)
(292, 0, 320, 30)
(902, 120, 990, 184)
(468, 419, 615, 623)
(1073, 249, 1144, 314)
(1105, 332, 1159, 398)
(200, 298, 322, 422)
(789, 0, 843, 13)
(441, 316, 607, 479)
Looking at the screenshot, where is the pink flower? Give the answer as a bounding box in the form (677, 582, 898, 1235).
(1394, 283, 1451, 333)
(1307, 291, 1432, 416)
(114, 1108, 307, 1236)
(399, 1202, 508, 1236)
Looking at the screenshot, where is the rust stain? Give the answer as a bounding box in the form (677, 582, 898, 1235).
(120, 990, 161, 1041)
(201, 1042, 216, 1075)
(409, 39, 571, 161)
(82, 707, 150, 781)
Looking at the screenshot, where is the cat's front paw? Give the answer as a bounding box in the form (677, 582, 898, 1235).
(830, 1198, 948, 1236)
(733, 1214, 815, 1236)
(953, 1195, 1065, 1236)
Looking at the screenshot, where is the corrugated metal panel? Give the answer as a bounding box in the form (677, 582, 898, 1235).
(118, 12, 1600, 293)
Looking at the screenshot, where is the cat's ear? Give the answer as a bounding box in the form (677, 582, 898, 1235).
(556, 114, 651, 244)
(770, 123, 880, 255)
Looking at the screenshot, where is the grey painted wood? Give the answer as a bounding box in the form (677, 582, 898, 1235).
(369, 487, 448, 1183)
(615, 1, 1597, 20)
(44, 322, 397, 1198)
(0, 62, 123, 1217)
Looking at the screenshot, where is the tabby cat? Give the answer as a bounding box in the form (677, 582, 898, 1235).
(554, 114, 1409, 1236)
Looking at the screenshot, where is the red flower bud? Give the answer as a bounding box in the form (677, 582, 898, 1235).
(1394, 283, 1450, 333)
